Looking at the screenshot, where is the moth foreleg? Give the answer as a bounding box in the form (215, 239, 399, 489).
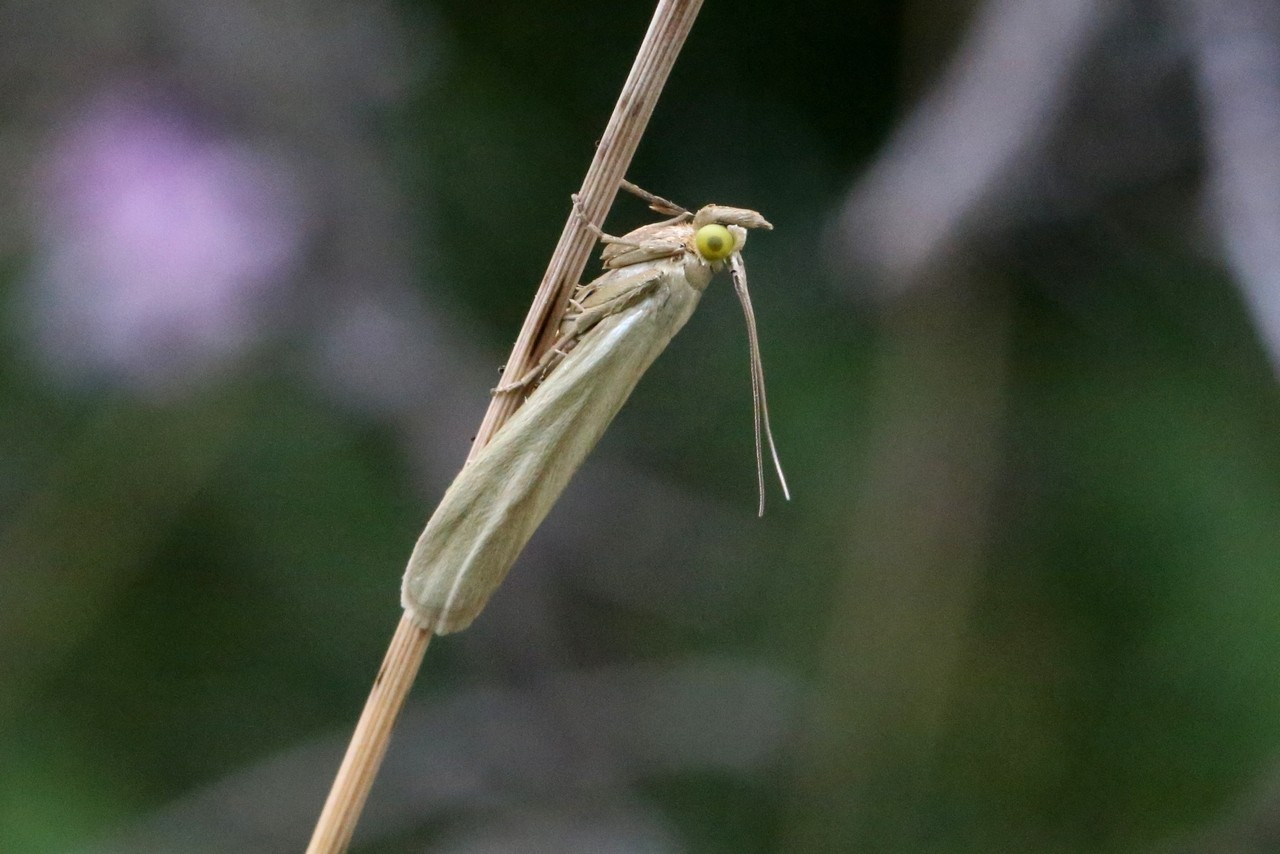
(620, 180, 690, 220)
(571, 192, 687, 250)
(570, 193, 636, 247)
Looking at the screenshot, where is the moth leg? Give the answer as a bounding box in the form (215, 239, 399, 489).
(570, 192, 689, 248)
(492, 354, 556, 395)
(569, 193, 637, 247)
(491, 333, 578, 394)
(620, 180, 689, 218)
(491, 271, 664, 396)
(492, 266, 666, 396)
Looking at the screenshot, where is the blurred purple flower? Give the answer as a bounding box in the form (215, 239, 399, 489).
(25, 90, 306, 393)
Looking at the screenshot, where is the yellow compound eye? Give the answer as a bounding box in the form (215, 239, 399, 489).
(695, 223, 735, 261)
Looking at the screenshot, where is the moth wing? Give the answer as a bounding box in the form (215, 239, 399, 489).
(567, 266, 671, 337)
(402, 262, 702, 633)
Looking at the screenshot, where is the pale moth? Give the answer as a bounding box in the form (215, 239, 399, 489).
(402, 187, 789, 634)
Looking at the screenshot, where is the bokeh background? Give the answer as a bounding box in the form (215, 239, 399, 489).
(3, 0, 1280, 851)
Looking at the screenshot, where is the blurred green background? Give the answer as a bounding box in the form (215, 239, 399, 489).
(3, 0, 1280, 851)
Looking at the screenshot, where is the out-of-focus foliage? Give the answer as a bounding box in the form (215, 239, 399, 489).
(1, 0, 1278, 852)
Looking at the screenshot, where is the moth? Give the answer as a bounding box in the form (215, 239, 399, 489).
(402, 188, 788, 634)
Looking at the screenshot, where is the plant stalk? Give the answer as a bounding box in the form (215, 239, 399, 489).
(305, 2, 705, 850)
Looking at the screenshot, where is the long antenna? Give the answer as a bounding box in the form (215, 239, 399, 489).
(730, 251, 790, 516)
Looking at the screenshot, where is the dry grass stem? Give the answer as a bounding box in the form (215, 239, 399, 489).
(306, 1, 705, 850)
(306, 620, 430, 854)
(472, 0, 706, 459)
